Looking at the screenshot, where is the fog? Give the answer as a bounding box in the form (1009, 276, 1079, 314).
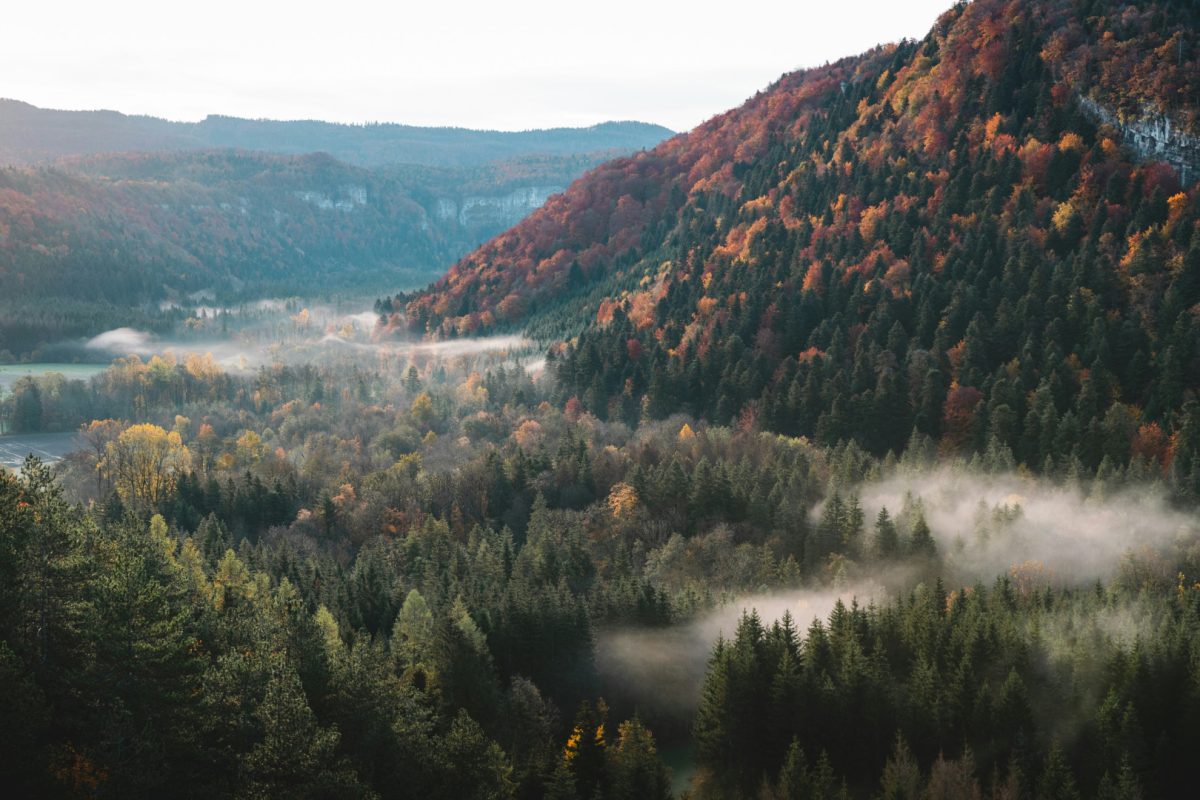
(596, 581, 889, 724)
(599, 468, 1199, 725)
(856, 468, 1198, 583)
(86, 327, 153, 352)
(76, 300, 536, 374)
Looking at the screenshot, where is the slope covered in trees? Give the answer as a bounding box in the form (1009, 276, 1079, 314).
(398, 0, 1200, 492)
(0, 148, 652, 355)
(0, 100, 673, 169)
(0, 103, 671, 356)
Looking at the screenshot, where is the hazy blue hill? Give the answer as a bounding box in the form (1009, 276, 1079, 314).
(0, 99, 673, 167)
(0, 146, 633, 354)
(0, 103, 671, 356)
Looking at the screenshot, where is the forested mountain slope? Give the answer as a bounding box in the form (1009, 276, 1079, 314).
(0, 103, 671, 356)
(0, 100, 673, 168)
(398, 0, 1200, 492)
(0, 150, 611, 301)
(0, 148, 655, 355)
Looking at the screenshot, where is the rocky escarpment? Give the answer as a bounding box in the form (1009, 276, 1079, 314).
(433, 185, 561, 229)
(1080, 95, 1200, 184)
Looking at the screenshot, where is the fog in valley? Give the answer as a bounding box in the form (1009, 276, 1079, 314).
(45, 299, 540, 379)
(597, 467, 1197, 727)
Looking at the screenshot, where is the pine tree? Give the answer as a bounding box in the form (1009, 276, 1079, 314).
(238, 659, 369, 799)
(606, 717, 671, 800)
(1035, 744, 1080, 800)
(874, 507, 900, 559)
(879, 734, 922, 800)
(908, 512, 938, 558)
(90, 514, 203, 794)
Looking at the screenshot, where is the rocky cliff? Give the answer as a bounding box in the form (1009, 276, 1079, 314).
(433, 185, 561, 229)
(1080, 95, 1200, 185)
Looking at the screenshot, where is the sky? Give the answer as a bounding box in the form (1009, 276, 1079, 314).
(4, 0, 955, 133)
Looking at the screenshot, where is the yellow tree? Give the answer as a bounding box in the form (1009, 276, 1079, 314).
(235, 430, 266, 468)
(104, 424, 191, 510)
(79, 419, 127, 496)
(410, 392, 436, 431)
(607, 482, 639, 520)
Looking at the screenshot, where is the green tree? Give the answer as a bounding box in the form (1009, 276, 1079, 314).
(605, 717, 671, 800)
(238, 658, 369, 799)
(874, 507, 900, 559)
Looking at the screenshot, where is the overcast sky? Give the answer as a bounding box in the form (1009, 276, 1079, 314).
(5, 0, 954, 132)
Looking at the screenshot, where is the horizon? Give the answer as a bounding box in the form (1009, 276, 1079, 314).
(0, 96, 676, 134)
(5, 0, 954, 133)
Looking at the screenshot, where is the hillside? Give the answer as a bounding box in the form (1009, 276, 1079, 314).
(0, 146, 672, 356)
(0, 100, 673, 168)
(399, 0, 1200, 491)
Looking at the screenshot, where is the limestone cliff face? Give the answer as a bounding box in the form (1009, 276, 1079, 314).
(293, 184, 369, 212)
(1080, 96, 1200, 185)
(432, 185, 561, 229)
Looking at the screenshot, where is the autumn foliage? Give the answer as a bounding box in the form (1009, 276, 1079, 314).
(399, 0, 1200, 485)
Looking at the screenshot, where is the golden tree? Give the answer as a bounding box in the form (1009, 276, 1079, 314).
(607, 482, 639, 520)
(79, 419, 127, 496)
(104, 424, 191, 510)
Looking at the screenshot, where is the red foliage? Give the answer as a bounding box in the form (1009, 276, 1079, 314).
(404, 48, 873, 335)
(1133, 423, 1170, 469)
(941, 384, 984, 453)
(564, 396, 584, 422)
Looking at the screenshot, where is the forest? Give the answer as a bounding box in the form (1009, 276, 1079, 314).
(1, 328, 1198, 798)
(396, 0, 1200, 499)
(4, 0, 1200, 797)
(0, 114, 669, 357)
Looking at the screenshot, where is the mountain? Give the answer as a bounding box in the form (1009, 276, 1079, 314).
(0, 107, 672, 356)
(0, 100, 673, 168)
(398, 0, 1200, 490)
(0, 148, 638, 355)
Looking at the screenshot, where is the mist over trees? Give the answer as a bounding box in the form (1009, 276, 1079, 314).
(3, 0, 1200, 796)
(1, 338, 1198, 796)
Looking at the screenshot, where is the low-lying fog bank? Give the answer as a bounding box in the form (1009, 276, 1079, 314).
(597, 581, 888, 726)
(17, 296, 540, 373)
(77, 323, 536, 374)
(598, 468, 1199, 726)
(856, 468, 1197, 583)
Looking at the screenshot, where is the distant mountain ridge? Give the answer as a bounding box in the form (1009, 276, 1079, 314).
(0, 100, 674, 168)
(0, 103, 672, 356)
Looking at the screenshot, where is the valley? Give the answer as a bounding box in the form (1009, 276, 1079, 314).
(2, 0, 1200, 798)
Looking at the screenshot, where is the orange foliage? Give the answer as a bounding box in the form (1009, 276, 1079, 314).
(1133, 423, 1170, 468)
(941, 383, 984, 452)
(607, 482, 639, 519)
(801, 262, 825, 295)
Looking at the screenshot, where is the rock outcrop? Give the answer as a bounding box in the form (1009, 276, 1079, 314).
(433, 186, 561, 229)
(1080, 95, 1200, 185)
